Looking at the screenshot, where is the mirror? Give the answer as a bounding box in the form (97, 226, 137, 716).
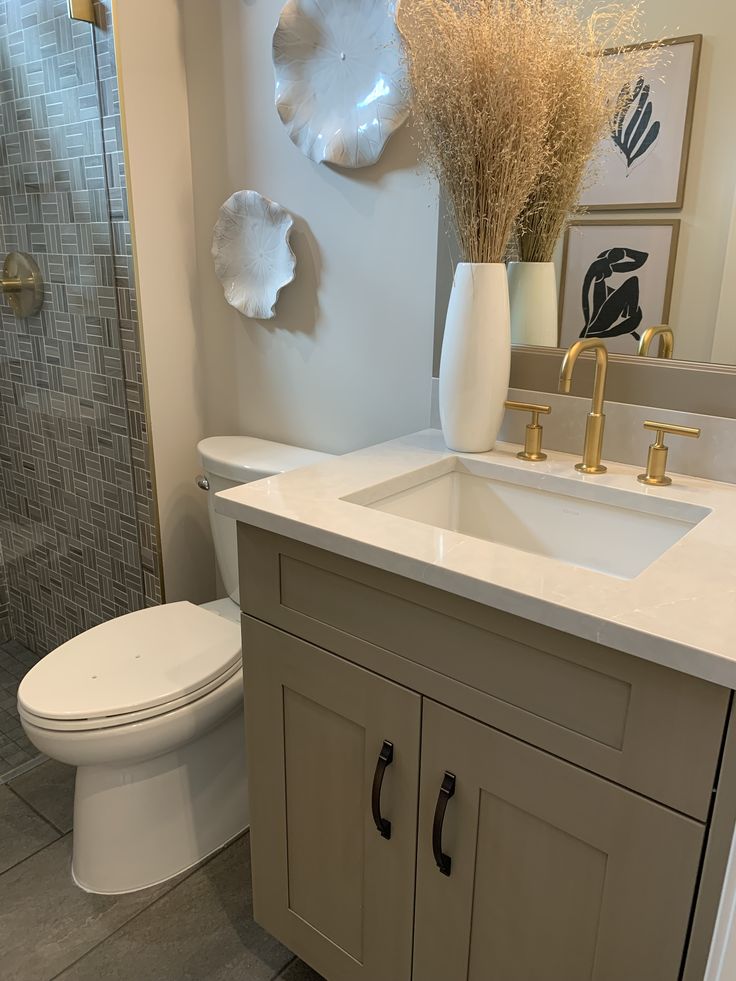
(434, 1, 736, 372)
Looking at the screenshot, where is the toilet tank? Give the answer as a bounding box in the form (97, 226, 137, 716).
(197, 437, 335, 604)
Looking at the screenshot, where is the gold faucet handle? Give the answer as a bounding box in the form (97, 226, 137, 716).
(505, 400, 552, 462)
(638, 421, 701, 487)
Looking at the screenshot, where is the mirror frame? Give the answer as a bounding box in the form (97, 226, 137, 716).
(510, 346, 736, 418)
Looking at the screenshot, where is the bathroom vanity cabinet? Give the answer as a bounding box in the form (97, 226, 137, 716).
(238, 525, 736, 981)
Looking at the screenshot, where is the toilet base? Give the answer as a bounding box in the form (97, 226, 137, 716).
(71, 708, 249, 895)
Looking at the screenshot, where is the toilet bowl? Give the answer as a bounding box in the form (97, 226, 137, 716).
(18, 437, 333, 894)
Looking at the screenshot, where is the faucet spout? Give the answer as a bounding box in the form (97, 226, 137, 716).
(558, 339, 609, 474)
(638, 326, 675, 360)
(559, 339, 608, 414)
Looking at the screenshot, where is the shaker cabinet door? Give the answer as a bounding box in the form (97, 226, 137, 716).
(413, 699, 705, 981)
(242, 616, 421, 981)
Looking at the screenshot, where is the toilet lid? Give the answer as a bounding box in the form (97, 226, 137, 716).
(18, 602, 242, 723)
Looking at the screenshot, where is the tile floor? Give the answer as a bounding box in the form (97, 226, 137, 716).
(0, 640, 43, 779)
(0, 760, 325, 981)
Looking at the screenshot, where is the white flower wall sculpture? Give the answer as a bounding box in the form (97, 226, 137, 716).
(273, 0, 409, 169)
(212, 191, 297, 319)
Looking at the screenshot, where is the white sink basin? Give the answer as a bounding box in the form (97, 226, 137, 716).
(346, 457, 711, 580)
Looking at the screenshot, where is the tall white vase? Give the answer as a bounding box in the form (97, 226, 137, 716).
(439, 262, 511, 453)
(507, 261, 559, 347)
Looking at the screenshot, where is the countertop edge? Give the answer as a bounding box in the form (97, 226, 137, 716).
(219, 495, 734, 692)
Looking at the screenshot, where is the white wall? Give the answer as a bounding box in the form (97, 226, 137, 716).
(113, 0, 215, 603)
(711, 192, 736, 366)
(179, 0, 439, 455)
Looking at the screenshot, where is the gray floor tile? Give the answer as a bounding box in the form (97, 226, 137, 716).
(278, 959, 326, 980)
(57, 834, 293, 981)
(0, 785, 58, 874)
(0, 641, 43, 781)
(0, 835, 179, 981)
(10, 759, 76, 833)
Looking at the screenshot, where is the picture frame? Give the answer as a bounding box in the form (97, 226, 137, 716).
(580, 35, 702, 211)
(558, 219, 681, 356)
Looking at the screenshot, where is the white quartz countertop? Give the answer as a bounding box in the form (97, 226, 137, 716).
(216, 430, 736, 690)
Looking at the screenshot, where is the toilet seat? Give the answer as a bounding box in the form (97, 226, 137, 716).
(18, 602, 242, 732)
(19, 661, 242, 732)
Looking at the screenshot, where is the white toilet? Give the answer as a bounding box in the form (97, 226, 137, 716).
(18, 436, 332, 895)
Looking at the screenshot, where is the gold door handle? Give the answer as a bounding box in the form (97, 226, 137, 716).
(505, 401, 552, 462)
(638, 421, 701, 487)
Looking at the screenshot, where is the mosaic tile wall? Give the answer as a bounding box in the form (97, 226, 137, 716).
(0, 0, 162, 656)
(0, 542, 9, 642)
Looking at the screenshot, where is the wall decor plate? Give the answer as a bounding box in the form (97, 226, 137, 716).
(212, 191, 296, 320)
(273, 0, 409, 169)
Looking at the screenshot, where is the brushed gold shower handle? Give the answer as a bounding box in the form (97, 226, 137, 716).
(2, 252, 45, 318)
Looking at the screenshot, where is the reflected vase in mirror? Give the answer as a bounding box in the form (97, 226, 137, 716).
(439, 264, 511, 452)
(508, 262, 559, 348)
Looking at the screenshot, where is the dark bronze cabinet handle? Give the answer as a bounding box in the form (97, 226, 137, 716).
(371, 740, 394, 839)
(432, 772, 456, 876)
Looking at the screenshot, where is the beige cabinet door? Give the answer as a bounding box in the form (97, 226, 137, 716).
(414, 699, 706, 981)
(242, 617, 421, 981)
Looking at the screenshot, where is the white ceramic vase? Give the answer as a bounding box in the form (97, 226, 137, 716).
(439, 263, 511, 453)
(507, 261, 559, 347)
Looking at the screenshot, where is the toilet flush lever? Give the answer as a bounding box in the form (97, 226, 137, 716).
(195, 475, 210, 491)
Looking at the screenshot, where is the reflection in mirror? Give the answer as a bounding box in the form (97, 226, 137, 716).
(434, 3, 736, 370)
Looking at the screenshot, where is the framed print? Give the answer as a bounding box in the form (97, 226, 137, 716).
(580, 35, 702, 211)
(559, 220, 681, 356)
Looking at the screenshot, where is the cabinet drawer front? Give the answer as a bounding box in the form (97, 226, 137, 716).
(238, 526, 729, 820)
(243, 617, 420, 981)
(414, 700, 704, 981)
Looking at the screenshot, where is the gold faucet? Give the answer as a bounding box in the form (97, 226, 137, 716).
(638, 326, 675, 360)
(559, 339, 609, 475)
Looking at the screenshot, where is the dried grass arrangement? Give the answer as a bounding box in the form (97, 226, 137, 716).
(397, 0, 660, 265)
(397, 0, 552, 264)
(516, 2, 660, 263)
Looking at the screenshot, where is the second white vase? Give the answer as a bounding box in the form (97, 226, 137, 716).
(439, 263, 511, 453)
(507, 261, 559, 347)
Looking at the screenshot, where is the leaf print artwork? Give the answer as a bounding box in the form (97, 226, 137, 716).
(611, 77, 661, 170)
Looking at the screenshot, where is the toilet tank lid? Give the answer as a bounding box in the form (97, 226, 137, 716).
(197, 436, 335, 483)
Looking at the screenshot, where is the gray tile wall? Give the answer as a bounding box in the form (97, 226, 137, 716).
(0, 544, 9, 642)
(0, 0, 161, 655)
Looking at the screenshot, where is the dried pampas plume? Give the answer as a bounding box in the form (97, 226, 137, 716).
(397, 0, 554, 264)
(517, 2, 662, 263)
(397, 0, 661, 265)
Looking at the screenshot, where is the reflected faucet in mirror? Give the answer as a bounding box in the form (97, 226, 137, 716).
(638, 326, 675, 360)
(559, 339, 609, 475)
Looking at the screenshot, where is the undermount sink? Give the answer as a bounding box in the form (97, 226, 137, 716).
(345, 457, 711, 580)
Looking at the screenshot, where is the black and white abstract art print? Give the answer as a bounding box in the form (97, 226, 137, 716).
(581, 35, 702, 211)
(559, 221, 681, 355)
